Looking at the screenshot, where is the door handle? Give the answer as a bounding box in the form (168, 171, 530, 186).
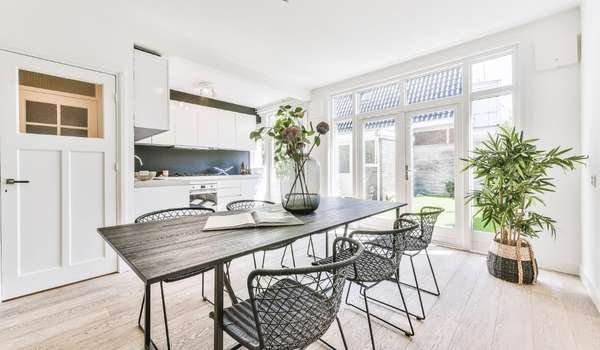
(5, 179, 30, 184)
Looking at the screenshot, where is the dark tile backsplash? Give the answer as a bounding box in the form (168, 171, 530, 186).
(134, 145, 250, 175)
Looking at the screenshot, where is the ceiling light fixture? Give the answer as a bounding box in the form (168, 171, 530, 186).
(193, 81, 215, 98)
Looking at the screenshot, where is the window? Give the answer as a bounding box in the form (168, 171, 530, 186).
(19, 70, 103, 138)
(471, 54, 513, 92)
(332, 93, 353, 119)
(470, 53, 514, 233)
(405, 66, 463, 104)
(332, 119, 354, 197)
(358, 82, 401, 114)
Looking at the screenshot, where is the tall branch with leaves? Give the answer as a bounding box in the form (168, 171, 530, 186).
(462, 126, 586, 246)
(250, 105, 329, 206)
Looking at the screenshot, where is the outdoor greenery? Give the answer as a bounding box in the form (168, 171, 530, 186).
(462, 126, 586, 246)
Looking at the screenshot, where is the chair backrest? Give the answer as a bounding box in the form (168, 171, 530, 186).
(396, 206, 444, 244)
(349, 219, 420, 274)
(247, 237, 363, 350)
(226, 199, 275, 211)
(135, 207, 215, 224)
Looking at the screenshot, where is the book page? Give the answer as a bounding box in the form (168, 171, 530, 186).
(203, 212, 255, 231)
(252, 205, 304, 225)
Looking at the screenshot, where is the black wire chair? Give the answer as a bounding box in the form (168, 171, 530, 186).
(314, 220, 421, 349)
(135, 207, 215, 350)
(392, 206, 444, 319)
(226, 200, 297, 269)
(218, 237, 364, 350)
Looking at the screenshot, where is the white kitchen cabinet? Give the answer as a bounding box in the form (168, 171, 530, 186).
(134, 186, 190, 219)
(235, 114, 257, 151)
(217, 110, 237, 149)
(133, 49, 169, 140)
(174, 104, 198, 146)
(196, 105, 220, 147)
(151, 104, 177, 145)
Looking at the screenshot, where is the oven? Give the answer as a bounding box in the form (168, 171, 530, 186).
(189, 182, 218, 210)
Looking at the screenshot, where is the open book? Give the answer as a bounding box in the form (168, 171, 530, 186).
(202, 205, 304, 231)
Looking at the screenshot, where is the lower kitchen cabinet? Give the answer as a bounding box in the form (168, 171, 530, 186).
(133, 185, 190, 219)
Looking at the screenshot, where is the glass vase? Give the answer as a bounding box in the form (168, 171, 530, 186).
(279, 158, 320, 214)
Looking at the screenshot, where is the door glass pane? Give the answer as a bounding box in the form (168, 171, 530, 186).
(362, 118, 396, 214)
(61, 105, 88, 127)
(61, 127, 88, 137)
(411, 109, 456, 227)
(471, 94, 513, 232)
(26, 124, 57, 135)
(19, 69, 103, 138)
(471, 54, 513, 92)
(332, 119, 353, 197)
(25, 100, 57, 124)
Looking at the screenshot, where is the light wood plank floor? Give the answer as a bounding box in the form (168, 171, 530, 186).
(0, 235, 598, 350)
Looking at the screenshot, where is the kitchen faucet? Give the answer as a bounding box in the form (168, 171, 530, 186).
(134, 155, 143, 167)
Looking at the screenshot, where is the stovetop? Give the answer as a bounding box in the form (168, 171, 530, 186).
(171, 172, 218, 177)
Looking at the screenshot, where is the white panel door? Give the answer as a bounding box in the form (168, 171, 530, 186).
(0, 51, 118, 300)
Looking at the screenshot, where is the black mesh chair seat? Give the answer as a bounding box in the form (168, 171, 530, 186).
(369, 235, 429, 253)
(218, 237, 363, 350)
(223, 278, 331, 350)
(314, 249, 396, 283)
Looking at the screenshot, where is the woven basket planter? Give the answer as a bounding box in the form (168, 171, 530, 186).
(487, 239, 538, 284)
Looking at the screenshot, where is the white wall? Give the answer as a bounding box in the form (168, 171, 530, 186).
(310, 9, 582, 274)
(580, 0, 600, 310)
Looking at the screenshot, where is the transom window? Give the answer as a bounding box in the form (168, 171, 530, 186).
(358, 82, 401, 114)
(405, 66, 463, 104)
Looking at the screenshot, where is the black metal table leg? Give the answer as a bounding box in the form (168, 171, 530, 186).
(144, 282, 158, 350)
(214, 263, 224, 350)
(325, 231, 329, 257)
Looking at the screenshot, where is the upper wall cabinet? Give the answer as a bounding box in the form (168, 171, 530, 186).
(217, 109, 237, 149)
(135, 101, 257, 151)
(235, 114, 256, 150)
(196, 105, 220, 148)
(174, 103, 198, 146)
(133, 49, 169, 141)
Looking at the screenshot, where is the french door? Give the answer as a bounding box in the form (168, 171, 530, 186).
(356, 105, 463, 246)
(0, 50, 118, 300)
(405, 105, 463, 246)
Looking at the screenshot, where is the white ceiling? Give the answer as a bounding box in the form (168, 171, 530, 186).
(2, 1, 578, 107)
(131, 0, 579, 104)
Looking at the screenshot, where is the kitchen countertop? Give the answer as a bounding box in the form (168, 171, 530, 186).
(134, 174, 262, 188)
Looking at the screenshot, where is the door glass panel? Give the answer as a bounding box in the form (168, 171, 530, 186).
(410, 109, 456, 227)
(19, 69, 103, 138)
(61, 105, 88, 127)
(26, 124, 57, 135)
(362, 118, 396, 220)
(471, 94, 513, 232)
(25, 100, 57, 125)
(61, 128, 88, 137)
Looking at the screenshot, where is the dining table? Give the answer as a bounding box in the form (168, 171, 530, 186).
(97, 196, 406, 350)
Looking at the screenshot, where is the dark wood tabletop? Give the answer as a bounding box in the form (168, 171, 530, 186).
(97, 197, 406, 284)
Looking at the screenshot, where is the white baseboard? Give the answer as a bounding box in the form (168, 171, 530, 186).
(580, 269, 600, 313)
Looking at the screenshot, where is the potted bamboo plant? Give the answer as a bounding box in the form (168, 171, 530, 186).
(462, 126, 586, 284)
